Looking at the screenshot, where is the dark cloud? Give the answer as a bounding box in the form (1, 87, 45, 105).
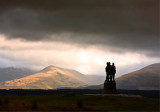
(0, 0, 159, 57)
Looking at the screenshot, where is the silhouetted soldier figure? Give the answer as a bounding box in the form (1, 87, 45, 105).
(111, 63, 116, 81)
(105, 62, 112, 81)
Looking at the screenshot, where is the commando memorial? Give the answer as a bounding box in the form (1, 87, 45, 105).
(104, 62, 117, 93)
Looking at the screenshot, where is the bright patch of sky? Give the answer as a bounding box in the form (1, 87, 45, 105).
(0, 34, 159, 77)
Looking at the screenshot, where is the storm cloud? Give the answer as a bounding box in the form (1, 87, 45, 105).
(0, 0, 159, 57)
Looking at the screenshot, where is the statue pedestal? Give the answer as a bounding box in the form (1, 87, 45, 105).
(103, 80, 117, 94)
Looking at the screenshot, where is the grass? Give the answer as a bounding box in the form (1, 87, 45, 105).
(0, 94, 159, 111)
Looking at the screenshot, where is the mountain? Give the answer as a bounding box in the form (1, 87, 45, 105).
(2, 63, 158, 90)
(116, 63, 160, 90)
(0, 67, 36, 83)
(81, 63, 160, 90)
(41, 66, 104, 85)
(0, 66, 104, 89)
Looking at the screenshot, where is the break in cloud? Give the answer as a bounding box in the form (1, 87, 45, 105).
(0, 34, 159, 77)
(0, 0, 159, 76)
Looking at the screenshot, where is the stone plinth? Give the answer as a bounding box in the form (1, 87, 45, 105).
(103, 80, 117, 94)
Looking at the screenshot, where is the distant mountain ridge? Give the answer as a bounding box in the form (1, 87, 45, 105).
(140, 63, 160, 71)
(0, 67, 36, 83)
(116, 63, 160, 90)
(0, 63, 159, 90)
(0, 66, 104, 89)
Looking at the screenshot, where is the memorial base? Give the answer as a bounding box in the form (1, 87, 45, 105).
(103, 80, 117, 94)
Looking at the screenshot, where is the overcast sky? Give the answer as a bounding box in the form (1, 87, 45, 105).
(0, 0, 159, 77)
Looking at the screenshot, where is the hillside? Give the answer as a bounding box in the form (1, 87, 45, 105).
(81, 63, 160, 90)
(47, 67, 104, 85)
(0, 66, 86, 89)
(0, 67, 36, 83)
(0, 66, 104, 89)
(1, 63, 159, 90)
(116, 63, 160, 90)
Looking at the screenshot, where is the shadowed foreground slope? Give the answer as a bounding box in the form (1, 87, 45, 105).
(0, 94, 158, 111)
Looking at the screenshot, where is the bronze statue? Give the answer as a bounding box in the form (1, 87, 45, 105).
(105, 62, 116, 81)
(104, 62, 117, 93)
(111, 63, 116, 81)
